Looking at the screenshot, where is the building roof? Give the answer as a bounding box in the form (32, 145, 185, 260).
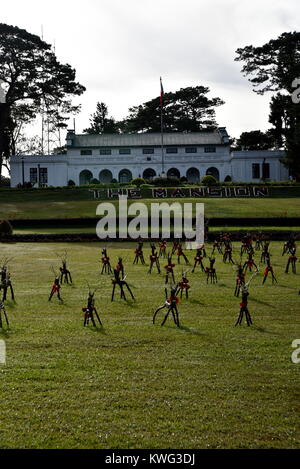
(66, 128, 229, 148)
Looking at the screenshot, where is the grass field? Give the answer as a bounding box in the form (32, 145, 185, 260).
(1, 193, 300, 219)
(0, 241, 299, 449)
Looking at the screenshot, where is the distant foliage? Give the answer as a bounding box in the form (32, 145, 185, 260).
(0, 219, 13, 236)
(201, 175, 218, 186)
(131, 177, 145, 187)
(68, 180, 76, 186)
(153, 177, 180, 187)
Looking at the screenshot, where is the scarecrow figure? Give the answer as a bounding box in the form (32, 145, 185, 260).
(212, 238, 223, 255)
(111, 269, 135, 301)
(223, 242, 234, 264)
(178, 271, 191, 299)
(254, 232, 264, 251)
(101, 248, 113, 275)
(164, 253, 176, 284)
(58, 251, 72, 284)
(282, 236, 296, 256)
(153, 284, 180, 327)
(148, 243, 160, 274)
(0, 300, 9, 329)
(205, 257, 217, 283)
(171, 239, 180, 255)
(261, 241, 270, 264)
(82, 286, 102, 327)
(176, 242, 190, 265)
(192, 247, 205, 273)
(116, 257, 125, 279)
(285, 248, 297, 274)
(234, 264, 245, 297)
(262, 256, 277, 285)
(49, 269, 63, 302)
(133, 241, 145, 265)
(235, 270, 258, 326)
(158, 239, 167, 258)
(235, 284, 253, 327)
(242, 251, 258, 273)
(0, 260, 15, 302)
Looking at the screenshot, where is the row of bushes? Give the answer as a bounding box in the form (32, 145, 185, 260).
(3, 177, 300, 192)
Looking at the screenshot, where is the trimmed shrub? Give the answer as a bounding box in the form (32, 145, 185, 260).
(153, 176, 180, 187)
(130, 177, 145, 187)
(91, 178, 100, 184)
(68, 179, 76, 186)
(201, 175, 218, 186)
(0, 219, 13, 236)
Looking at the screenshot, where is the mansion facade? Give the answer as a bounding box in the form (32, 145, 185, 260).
(10, 127, 288, 187)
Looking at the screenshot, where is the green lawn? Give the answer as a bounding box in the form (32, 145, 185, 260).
(1, 191, 300, 219)
(0, 241, 299, 449)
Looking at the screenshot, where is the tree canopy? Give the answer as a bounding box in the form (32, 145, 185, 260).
(234, 129, 277, 151)
(235, 31, 300, 178)
(0, 22, 85, 180)
(119, 85, 224, 133)
(83, 102, 119, 134)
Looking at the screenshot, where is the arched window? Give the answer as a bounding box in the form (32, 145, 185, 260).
(143, 168, 156, 180)
(186, 167, 200, 183)
(79, 170, 93, 185)
(167, 168, 180, 179)
(206, 167, 220, 181)
(119, 169, 132, 183)
(99, 169, 113, 183)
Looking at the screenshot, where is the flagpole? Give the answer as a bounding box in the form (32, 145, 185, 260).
(160, 77, 165, 177)
(161, 106, 165, 176)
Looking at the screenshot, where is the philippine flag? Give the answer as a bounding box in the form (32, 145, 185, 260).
(160, 77, 164, 107)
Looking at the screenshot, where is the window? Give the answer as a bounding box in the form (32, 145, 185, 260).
(166, 147, 178, 154)
(119, 148, 131, 155)
(80, 149, 92, 155)
(100, 149, 111, 155)
(185, 147, 197, 153)
(262, 162, 270, 179)
(252, 163, 260, 179)
(147, 157, 151, 161)
(30, 168, 37, 184)
(39, 168, 48, 184)
(204, 146, 216, 153)
(143, 148, 154, 154)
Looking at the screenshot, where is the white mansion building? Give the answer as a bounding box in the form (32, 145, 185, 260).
(10, 127, 288, 186)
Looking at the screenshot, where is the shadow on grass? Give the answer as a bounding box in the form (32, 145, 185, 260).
(188, 298, 205, 305)
(87, 325, 107, 335)
(252, 325, 278, 334)
(251, 297, 274, 307)
(0, 328, 10, 338)
(160, 323, 205, 336)
(179, 325, 206, 336)
(4, 300, 17, 308)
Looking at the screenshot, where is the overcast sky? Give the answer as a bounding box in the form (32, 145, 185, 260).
(2, 0, 300, 141)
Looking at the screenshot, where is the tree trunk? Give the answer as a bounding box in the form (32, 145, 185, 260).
(0, 103, 12, 186)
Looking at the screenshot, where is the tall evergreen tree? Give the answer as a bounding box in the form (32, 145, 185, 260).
(0, 23, 85, 182)
(83, 102, 119, 134)
(235, 31, 300, 179)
